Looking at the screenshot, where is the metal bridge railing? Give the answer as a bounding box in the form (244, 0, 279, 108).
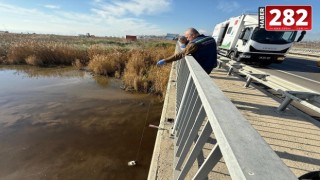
(171, 53, 297, 179)
(217, 57, 320, 114)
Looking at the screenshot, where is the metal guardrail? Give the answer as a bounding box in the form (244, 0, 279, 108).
(218, 57, 320, 114)
(171, 52, 297, 179)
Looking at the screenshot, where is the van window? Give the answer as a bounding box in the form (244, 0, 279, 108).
(282, 32, 294, 41)
(243, 28, 253, 41)
(251, 28, 297, 44)
(226, 27, 233, 34)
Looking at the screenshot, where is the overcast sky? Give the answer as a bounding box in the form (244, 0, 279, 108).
(0, 0, 319, 40)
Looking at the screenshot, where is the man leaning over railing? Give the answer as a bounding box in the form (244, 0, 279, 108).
(157, 28, 217, 74)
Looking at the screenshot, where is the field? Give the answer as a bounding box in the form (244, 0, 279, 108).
(293, 40, 320, 49)
(0, 33, 176, 98)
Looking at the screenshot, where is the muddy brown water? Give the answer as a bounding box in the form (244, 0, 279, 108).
(0, 65, 163, 180)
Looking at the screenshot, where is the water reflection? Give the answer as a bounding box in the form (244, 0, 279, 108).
(0, 65, 162, 180)
(0, 65, 85, 78)
(93, 75, 110, 87)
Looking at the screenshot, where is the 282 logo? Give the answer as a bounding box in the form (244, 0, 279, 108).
(259, 6, 312, 31)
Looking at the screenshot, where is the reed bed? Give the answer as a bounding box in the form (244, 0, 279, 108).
(1, 33, 175, 98)
(6, 41, 88, 66)
(87, 46, 174, 96)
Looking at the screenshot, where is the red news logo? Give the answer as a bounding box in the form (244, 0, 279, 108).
(259, 5, 312, 31)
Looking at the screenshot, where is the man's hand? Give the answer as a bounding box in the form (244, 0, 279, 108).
(157, 59, 166, 66)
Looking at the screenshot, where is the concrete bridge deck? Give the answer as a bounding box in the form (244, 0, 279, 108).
(148, 63, 320, 179)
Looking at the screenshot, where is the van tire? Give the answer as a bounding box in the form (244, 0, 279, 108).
(229, 52, 236, 60)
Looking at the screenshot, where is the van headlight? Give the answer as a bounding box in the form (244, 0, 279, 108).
(277, 57, 285, 60)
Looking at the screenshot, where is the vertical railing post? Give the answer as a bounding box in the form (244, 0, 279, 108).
(176, 83, 195, 139)
(172, 74, 191, 135)
(277, 96, 293, 111)
(175, 106, 205, 169)
(176, 95, 201, 155)
(244, 76, 253, 87)
(176, 60, 189, 113)
(176, 120, 212, 180)
(193, 144, 222, 180)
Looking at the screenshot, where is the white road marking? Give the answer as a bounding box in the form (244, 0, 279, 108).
(269, 67, 320, 85)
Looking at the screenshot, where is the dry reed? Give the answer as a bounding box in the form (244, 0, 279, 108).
(87, 46, 129, 76)
(122, 47, 174, 96)
(7, 41, 88, 66)
(2, 33, 176, 97)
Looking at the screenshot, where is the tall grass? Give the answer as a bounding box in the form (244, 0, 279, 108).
(86, 46, 174, 96)
(122, 47, 173, 95)
(122, 50, 153, 92)
(87, 46, 130, 76)
(1, 33, 175, 98)
(0, 44, 7, 63)
(7, 41, 88, 66)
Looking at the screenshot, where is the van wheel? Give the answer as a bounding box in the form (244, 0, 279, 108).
(229, 52, 236, 61)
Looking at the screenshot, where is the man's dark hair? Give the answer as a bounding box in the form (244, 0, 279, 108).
(179, 36, 188, 43)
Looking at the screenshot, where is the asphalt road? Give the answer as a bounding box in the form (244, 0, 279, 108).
(258, 56, 320, 93)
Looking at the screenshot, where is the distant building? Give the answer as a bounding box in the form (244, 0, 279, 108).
(137, 35, 164, 40)
(165, 33, 179, 40)
(126, 35, 137, 41)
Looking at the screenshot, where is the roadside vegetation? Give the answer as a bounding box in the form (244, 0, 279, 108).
(0, 33, 175, 97)
(293, 41, 320, 49)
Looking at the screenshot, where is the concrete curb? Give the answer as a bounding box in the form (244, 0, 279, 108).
(148, 63, 175, 180)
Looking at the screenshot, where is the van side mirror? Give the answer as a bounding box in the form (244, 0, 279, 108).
(297, 31, 306, 42)
(238, 29, 245, 39)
